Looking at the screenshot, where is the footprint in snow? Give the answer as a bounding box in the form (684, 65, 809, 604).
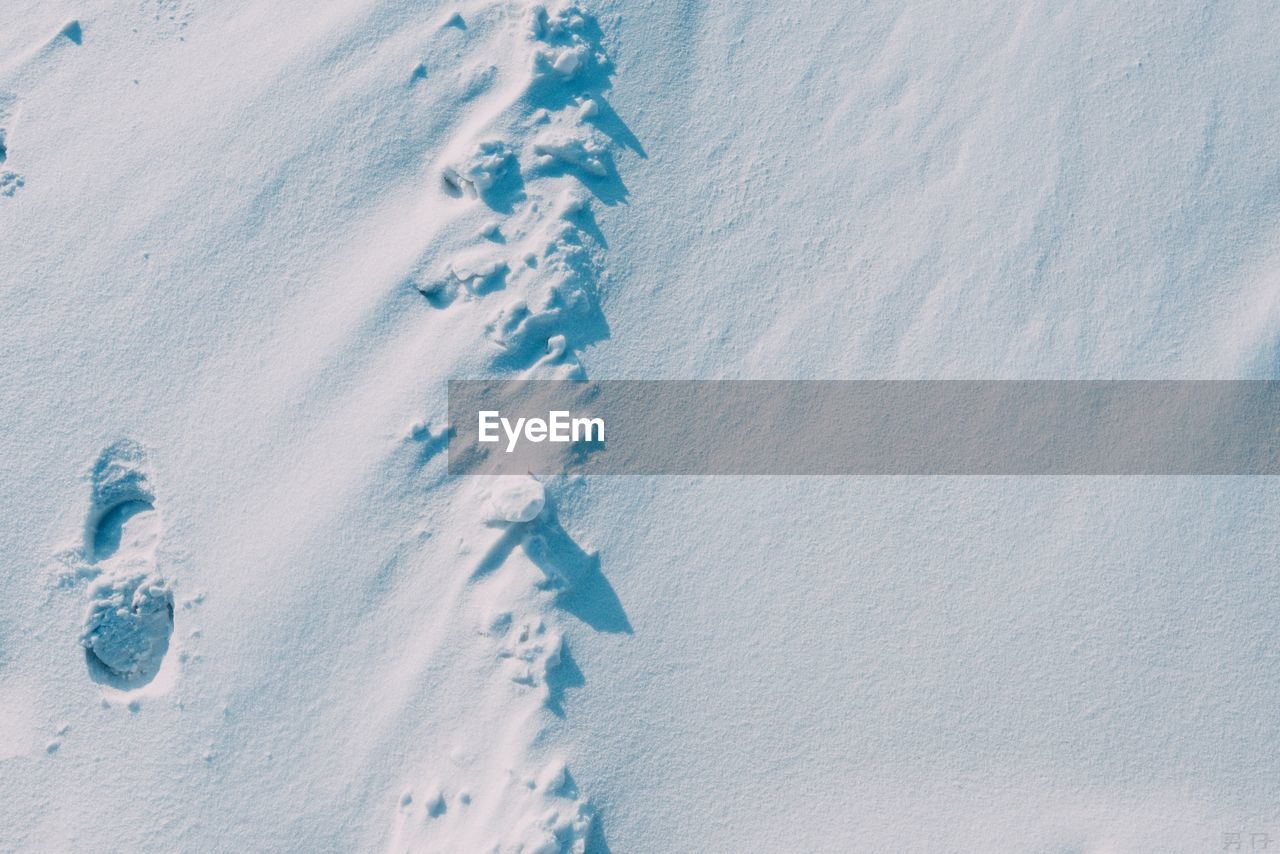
(79, 440, 174, 689)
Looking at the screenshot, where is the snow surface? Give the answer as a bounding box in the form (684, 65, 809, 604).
(2, 1, 1280, 852)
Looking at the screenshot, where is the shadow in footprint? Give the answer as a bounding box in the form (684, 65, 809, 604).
(526, 12, 645, 160)
(584, 95, 644, 161)
(546, 639, 585, 718)
(567, 201, 609, 250)
(478, 163, 526, 215)
(412, 425, 453, 467)
(471, 523, 527, 581)
(86, 440, 153, 532)
(488, 227, 612, 373)
(531, 154, 629, 207)
(91, 499, 155, 561)
(467, 501, 630, 635)
(489, 299, 611, 373)
(586, 808, 613, 854)
(443, 152, 527, 215)
(525, 505, 631, 635)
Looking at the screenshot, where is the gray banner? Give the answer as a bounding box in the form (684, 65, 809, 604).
(447, 381, 1280, 475)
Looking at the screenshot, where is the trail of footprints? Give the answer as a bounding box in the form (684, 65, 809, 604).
(414, 3, 619, 380)
(35, 3, 615, 847)
(399, 753, 593, 854)
(397, 5, 624, 851)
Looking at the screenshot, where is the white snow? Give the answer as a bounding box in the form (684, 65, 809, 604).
(443, 139, 516, 198)
(483, 476, 547, 524)
(533, 130, 609, 177)
(2, 0, 1280, 852)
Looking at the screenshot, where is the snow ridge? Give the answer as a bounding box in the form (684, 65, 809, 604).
(392, 4, 629, 852)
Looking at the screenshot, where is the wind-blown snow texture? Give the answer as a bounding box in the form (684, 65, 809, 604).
(2, 1, 1280, 852)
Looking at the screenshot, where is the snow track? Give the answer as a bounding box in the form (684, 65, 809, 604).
(390, 6, 629, 851)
